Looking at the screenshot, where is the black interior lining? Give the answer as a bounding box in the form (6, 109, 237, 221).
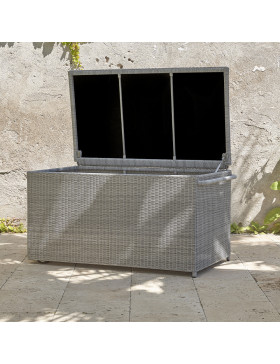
(121, 74, 173, 159)
(73, 71, 226, 161)
(74, 75, 123, 158)
(173, 72, 226, 160)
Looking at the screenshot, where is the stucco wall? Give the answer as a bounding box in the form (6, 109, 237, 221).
(0, 42, 279, 224)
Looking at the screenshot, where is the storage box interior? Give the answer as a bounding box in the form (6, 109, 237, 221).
(73, 71, 226, 162)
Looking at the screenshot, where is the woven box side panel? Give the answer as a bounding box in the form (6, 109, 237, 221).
(195, 173, 231, 272)
(27, 172, 196, 272)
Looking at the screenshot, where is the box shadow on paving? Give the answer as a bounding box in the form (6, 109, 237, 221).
(27, 67, 236, 277)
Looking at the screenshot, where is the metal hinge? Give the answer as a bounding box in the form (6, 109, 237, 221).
(75, 150, 82, 161)
(215, 153, 231, 172)
(76, 150, 82, 166)
(223, 152, 231, 168)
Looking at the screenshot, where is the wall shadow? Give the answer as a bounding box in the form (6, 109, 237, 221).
(0, 42, 15, 48)
(231, 122, 280, 225)
(245, 160, 280, 223)
(32, 42, 55, 57)
(234, 158, 280, 224)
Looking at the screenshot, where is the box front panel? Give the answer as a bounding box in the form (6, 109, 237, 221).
(28, 172, 196, 272)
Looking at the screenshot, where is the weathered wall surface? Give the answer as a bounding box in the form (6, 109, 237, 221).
(0, 42, 279, 224)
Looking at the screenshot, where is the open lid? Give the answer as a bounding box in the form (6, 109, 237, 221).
(68, 67, 231, 170)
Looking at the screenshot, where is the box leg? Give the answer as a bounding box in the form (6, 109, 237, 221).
(192, 271, 197, 278)
(226, 256, 230, 261)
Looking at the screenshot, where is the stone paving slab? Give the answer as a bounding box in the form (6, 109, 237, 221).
(0, 289, 63, 313)
(0, 276, 10, 290)
(0, 265, 19, 276)
(0, 233, 280, 322)
(130, 270, 206, 322)
(241, 259, 280, 272)
(194, 279, 269, 302)
(232, 241, 280, 259)
(53, 309, 129, 322)
(56, 265, 131, 321)
(250, 271, 280, 314)
(199, 300, 280, 322)
(2, 264, 74, 292)
(197, 256, 253, 281)
(0, 312, 55, 322)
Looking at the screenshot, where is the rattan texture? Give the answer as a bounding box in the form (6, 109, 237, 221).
(195, 172, 231, 272)
(27, 168, 232, 273)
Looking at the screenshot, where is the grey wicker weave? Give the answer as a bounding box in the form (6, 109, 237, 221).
(27, 67, 236, 277)
(27, 168, 235, 277)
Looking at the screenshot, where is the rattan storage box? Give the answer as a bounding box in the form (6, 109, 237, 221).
(27, 67, 236, 277)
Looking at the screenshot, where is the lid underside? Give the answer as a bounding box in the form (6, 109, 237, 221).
(69, 67, 230, 169)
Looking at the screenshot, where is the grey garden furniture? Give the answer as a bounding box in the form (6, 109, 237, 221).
(27, 67, 236, 277)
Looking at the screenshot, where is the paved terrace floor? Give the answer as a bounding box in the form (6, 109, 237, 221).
(0, 233, 280, 322)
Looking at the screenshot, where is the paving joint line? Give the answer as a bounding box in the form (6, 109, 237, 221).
(128, 268, 133, 322)
(0, 253, 27, 290)
(251, 276, 280, 318)
(52, 263, 77, 321)
(233, 250, 280, 319)
(192, 275, 207, 322)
